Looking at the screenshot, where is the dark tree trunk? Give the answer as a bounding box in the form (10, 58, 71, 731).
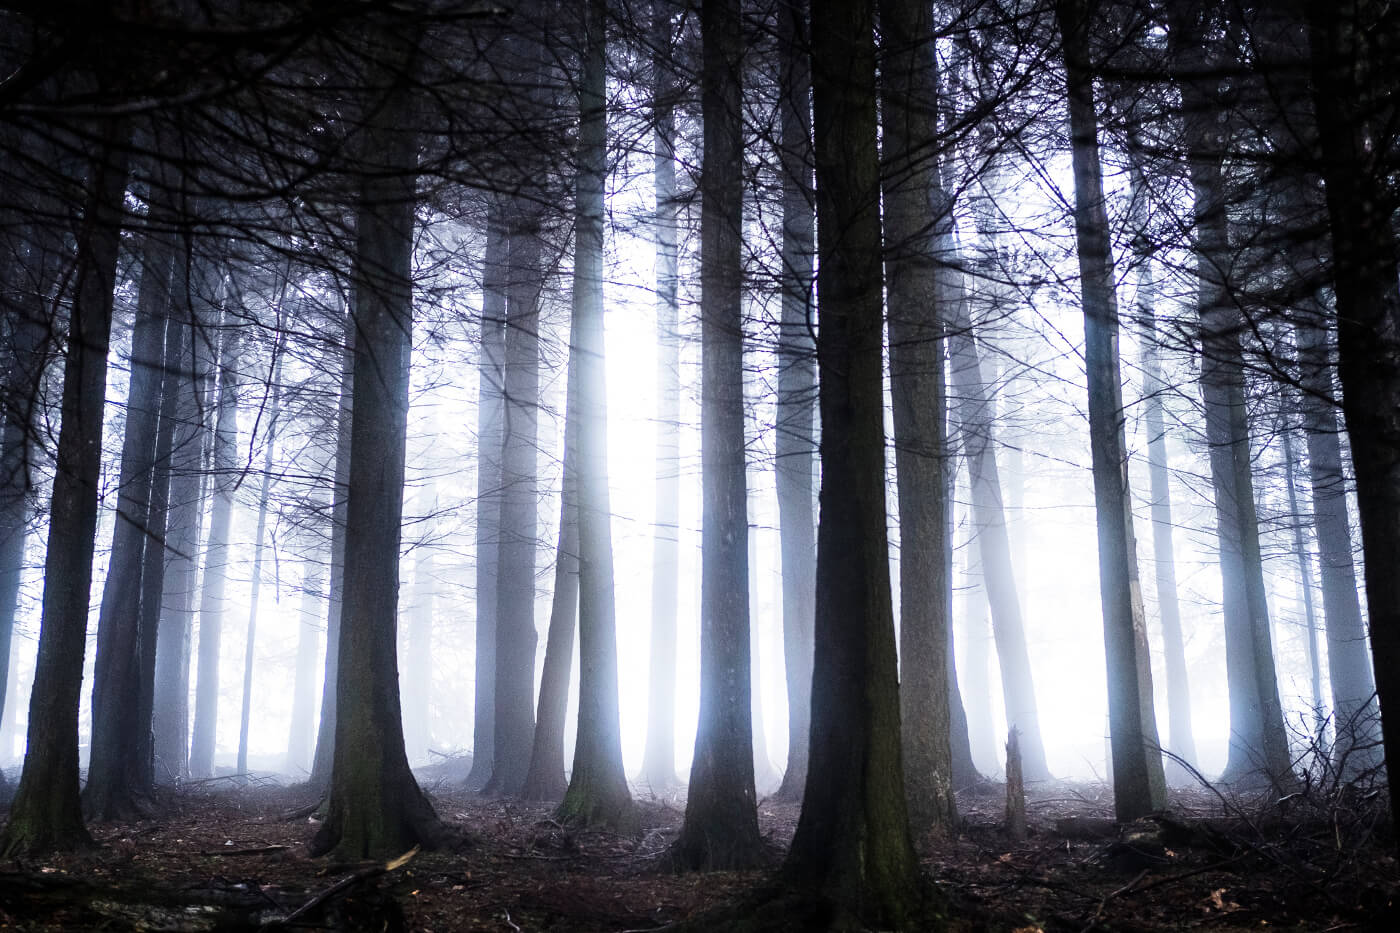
(310, 304, 354, 791)
(772, 0, 816, 806)
(310, 26, 445, 858)
(189, 312, 240, 781)
(673, 0, 762, 870)
(783, 0, 923, 922)
(485, 205, 542, 798)
(152, 254, 213, 787)
(465, 217, 506, 792)
(1058, 0, 1167, 819)
(0, 122, 129, 855)
(522, 357, 579, 804)
(1168, 3, 1291, 788)
(85, 196, 175, 820)
(1296, 316, 1381, 772)
(879, 0, 956, 836)
(558, 0, 633, 832)
(1304, 0, 1400, 821)
(0, 222, 53, 758)
(640, 0, 681, 795)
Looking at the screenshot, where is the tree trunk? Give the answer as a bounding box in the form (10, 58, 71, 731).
(672, 0, 762, 870)
(879, 0, 956, 836)
(1280, 430, 1326, 740)
(310, 26, 445, 858)
(84, 197, 175, 820)
(310, 303, 354, 791)
(485, 204, 542, 798)
(748, 522, 777, 791)
(402, 482, 437, 766)
(1168, 3, 1291, 788)
(1, 121, 128, 855)
(1304, 0, 1400, 821)
(558, 0, 633, 833)
(1296, 315, 1381, 773)
(522, 355, 579, 803)
(783, 0, 923, 923)
(1134, 252, 1199, 783)
(1058, 0, 1167, 819)
(0, 222, 52, 761)
(286, 558, 325, 776)
(189, 311, 240, 781)
(771, 0, 816, 806)
(464, 216, 506, 792)
(236, 341, 283, 777)
(152, 248, 215, 787)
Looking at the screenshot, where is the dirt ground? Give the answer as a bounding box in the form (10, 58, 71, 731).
(0, 770, 1394, 931)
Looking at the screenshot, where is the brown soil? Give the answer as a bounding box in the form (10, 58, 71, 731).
(0, 776, 1392, 931)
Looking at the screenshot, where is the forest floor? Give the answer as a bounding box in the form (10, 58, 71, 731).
(0, 765, 1394, 931)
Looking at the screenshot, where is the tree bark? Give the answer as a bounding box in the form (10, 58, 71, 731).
(1168, 2, 1291, 788)
(783, 0, 923, 922)
(189, 310, 240, 780)
(1058, 0, 1167, 819)
(402, 482, 437, 766)
(879, 0, 956, 836)
(310, 25, 445, 858)
(772, 0, 816, 806)
(1, 121, 128, 855)
(673, 0, 762, 870)
(464, 216, 506, 792)
(558, 0, 633, 832)
(1296, 315, 1381, 773)
(640, 0, 682, 796)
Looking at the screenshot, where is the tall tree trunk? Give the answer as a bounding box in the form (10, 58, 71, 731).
(771, 0, 816, 806)
(402, 482, 437, 766)
(1136, 264, 1199, 783)
(748, 521, 777, 790)
(1296, 315, 1381, 773)
(1, 121, 129, 855)
(522, 358, 579, 803)
(236, 342, 283, 777)
(189, 311, 240, 780)
(558, 0, 633, 832)
(1168, 3, 1292, 788)
(152, 251, 214, 787)
(485, 204, 542, 798)
(1304, 0, 1400, 822)
(464, 217, 507, 791)
(286, 558, 325, 776)
(84, 193, 175, 820)
(879, 0, 956, 836)
(0, 223, 52, 763)
(310, 303, 354, 791)
(1280, 430, 1326, 740)
(310, 25, 445, 858)
(1058, 0, 1167, 819)
(946, 261, 1051, 783)
(673, 0, 762, 870)
(641, 0, 681, 794)
(783, 0, 923, 922)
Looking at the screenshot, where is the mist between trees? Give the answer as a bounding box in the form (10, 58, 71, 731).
(0, 0, 1396, 924)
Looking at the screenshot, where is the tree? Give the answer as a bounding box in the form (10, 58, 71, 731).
(640, 0, 683, 795)
(464, 216, 506, 792)
(557, 0, 634, 832)
(0, 119, 129, 855)
(771, 0, 816, 805)
(1166, 0, 1291, 788)
(879, 0, 956, 835)
(309, 22, 447, 859)
(672, 0, 763, 871)
(189, 305, 240, 780)
(1056, 0, 1167, 820)
(1303, 0, 1400, 822)
(782, 0, 923, 922)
